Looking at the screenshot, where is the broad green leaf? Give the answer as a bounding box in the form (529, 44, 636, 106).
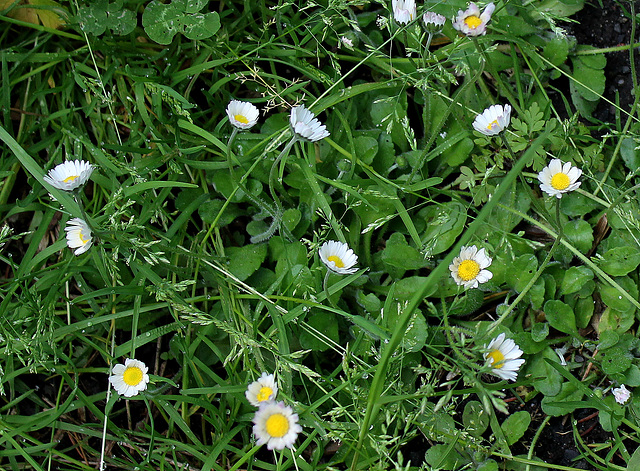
(77, 0, 136, 36)
(353, 136, 378, 165)
(508, 254, 538, 293)
(541, 381, 584, 416)
(419, 202, 467, 256)
(142, 0, 220, 45)
(299, 312, 339, 352)
(598, 246, 640, 276)
(544, 299, 577, 335)
(381, 232, 427, 270)
(571, 56, 606, 102)
(500, 411, 531, 446)
(600, 346, 632, 375)
(530, 347, 563, 396)
(561, 266, 593, 295)
(226, 243, 268, 281)
(463, 401, 489, 437)
(563, 219, 594, 253)
(543, 35, 570, 67)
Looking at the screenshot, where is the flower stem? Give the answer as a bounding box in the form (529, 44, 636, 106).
(269, 135, 297, 210)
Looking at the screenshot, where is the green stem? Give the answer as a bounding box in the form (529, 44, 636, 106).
(269, 135, 297, 209)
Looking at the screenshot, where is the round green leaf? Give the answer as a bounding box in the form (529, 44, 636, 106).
(463, 401, 489, 437)
(561, 266, 593, 295)
(599, 246, 640, 276)
(544, 299, 577, 335)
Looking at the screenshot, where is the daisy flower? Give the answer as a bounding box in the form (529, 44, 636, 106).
(290, 105, 330, 142)
(392, 0, 416, 25)
(483, 333, 525, 381)
(452, 2, 495, 36)
(65, 218, 92, 255)
(109, 358, 150, 397)
(613, 384, 631, 405)
(252, 401, 302, 450)
(226, 100, 260, 130)
(319, 240, 358, 275)
(537, 159, 582, 198)
(246, 372, 278, 407)
(449, 245, 493, 289)
(472, 104, 512, 136)
(423, 11, 446, 33)
(43, 160, 94, 191)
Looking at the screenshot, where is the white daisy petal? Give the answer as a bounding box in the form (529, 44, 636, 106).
(226, 100, 260, 130)
(290, 105, 330, 142)
(319, 240, 359, 275)
(392, 0, 416, 24)
(472, 104, 511, 136)
(64, 218, 92, 255)
(108, 358, 150, 397)
(423, 12, 446, 33)
(43, 160, 94, 191)
(453, 2, 495, 36)
(537, 159, 582, 198)
(449, 245, 493, 289)
(252, 401, 302, 450)
(246, 373, 278, 407)
(483, 333, 525, 381)
(613, 384, 631, 405)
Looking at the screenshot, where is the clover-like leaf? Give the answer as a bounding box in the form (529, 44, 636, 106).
(142, 0, 220, 45)
(77, 0, 136, 36)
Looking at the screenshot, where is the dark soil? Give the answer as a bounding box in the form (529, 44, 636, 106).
(568, 0, 640, 122)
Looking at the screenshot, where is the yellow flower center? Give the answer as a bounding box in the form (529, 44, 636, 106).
(457, 259, 480, 281)
(123, 366, 143, 386)
(79, 230, 90, 244)
(265, 413, 289, 438)
(63, 175, 79, 183)
(234, 114, 249, 124)
(550, 172, 570, 190)
(464, 15, 482, 29)
(256, 386, 273, 402)
(487, 349, 506, 369)
(328, 255, 345, 268)
(487, 119, 498, 130)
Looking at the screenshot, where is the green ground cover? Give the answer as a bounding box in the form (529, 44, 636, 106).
(2, 0, 640, 469)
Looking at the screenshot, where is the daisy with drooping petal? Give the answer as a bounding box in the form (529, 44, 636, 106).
(452, 2, 495, 36)
(392, 0, 416, 25)
(319, 240, 358, 275)
(252, 401, 302, 450)
(537, 159, 582, 198)
(290, 105, 330, 142)
(226, 100, 260, 130)
(449, 245, 493, 289)
(472, 104, 512, 136)
(109, 358, 150, 397)
(613, 384, 631, 405)
(423, 11, 446, 33)
(483, 333, 525, 381)
(65, 218, 92, 255)
(246, 372, 278, 407)
(43, 160, 94, 191)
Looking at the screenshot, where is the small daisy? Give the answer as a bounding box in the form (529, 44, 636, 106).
(252, 401, 302, 450)
(392, 0, 416, 25)
(108, 358, 150, 397)
(537, 159, 582, 198)
(452, 2, 495, 37)
(64, 218, 92, 255)
(43, 160, 94, 191)
(483, 333, 525, 382)
(226, 100, 260, 130)
(613, 384, 631, 405)
(472, 104, 512, 136)
(290, 105, 330, 142)
(423, 11, 446, 33)
(449, 245, 493, 289)
(319, 240, 358, 275)
(246, 372, 278, 407)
